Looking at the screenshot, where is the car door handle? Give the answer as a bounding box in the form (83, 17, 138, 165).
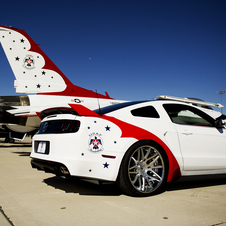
(182, 132, 193, 135)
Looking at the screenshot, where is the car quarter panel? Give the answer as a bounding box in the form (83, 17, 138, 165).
(31, 117, 138, 181)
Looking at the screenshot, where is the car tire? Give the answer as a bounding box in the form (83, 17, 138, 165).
(117, 140, 168, 197)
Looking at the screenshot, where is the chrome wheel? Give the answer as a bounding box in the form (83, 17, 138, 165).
(128, 145, 165, 193)
(117, 141, 168, 196)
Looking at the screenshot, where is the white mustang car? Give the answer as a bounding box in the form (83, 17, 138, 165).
(30, 100, 226, 196)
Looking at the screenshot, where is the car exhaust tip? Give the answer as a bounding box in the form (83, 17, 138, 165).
(59, 166, 69, 175)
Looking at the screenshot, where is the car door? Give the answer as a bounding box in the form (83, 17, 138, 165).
(163, 103, 226, 172)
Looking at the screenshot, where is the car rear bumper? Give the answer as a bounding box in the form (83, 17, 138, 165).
(31, 158, 70, 176)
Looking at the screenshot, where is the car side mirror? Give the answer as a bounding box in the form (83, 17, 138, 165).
(215, 119, 225, 128)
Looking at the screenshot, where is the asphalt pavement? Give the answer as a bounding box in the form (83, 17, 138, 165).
(0, 137, 226, 226)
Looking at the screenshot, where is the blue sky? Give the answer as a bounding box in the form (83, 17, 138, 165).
(0, 0, 226, 111)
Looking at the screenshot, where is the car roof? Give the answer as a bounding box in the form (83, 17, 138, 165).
(93, 99, 223, 120)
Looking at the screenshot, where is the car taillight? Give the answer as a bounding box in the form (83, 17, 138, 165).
(57, 120, 80, 133)
(38, 120, 80, 134)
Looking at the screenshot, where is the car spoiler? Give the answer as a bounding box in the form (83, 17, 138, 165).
(69, 104, 100, 116)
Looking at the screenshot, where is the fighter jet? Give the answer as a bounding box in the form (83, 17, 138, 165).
(0, 25, 124, 142)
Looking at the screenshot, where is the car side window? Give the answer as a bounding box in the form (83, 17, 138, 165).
(163, 104, 214, 127)
(131, 106, 160, 118)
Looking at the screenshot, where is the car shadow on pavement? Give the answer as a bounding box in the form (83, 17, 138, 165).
(43, 174, 226, 197)
(43, 176, 122, 196)
(165, 174, 226, 192)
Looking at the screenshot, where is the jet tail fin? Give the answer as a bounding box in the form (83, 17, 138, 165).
(0, 25, 113, 99)
(0, 25, 71, 94)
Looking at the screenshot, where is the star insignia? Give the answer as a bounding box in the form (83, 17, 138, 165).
(20, 39, 25, 43)
(42, 71, 46, 75)
(103, 162, 109, 168)
(105, 126, 110, 131)
(15, 56, 20, 61)
(36, 84, 41, 88)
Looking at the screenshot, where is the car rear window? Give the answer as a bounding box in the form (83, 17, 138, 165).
(131, 106, 159, 118)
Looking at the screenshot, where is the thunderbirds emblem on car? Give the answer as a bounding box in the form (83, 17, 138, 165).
(88, 133, 104, 153)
